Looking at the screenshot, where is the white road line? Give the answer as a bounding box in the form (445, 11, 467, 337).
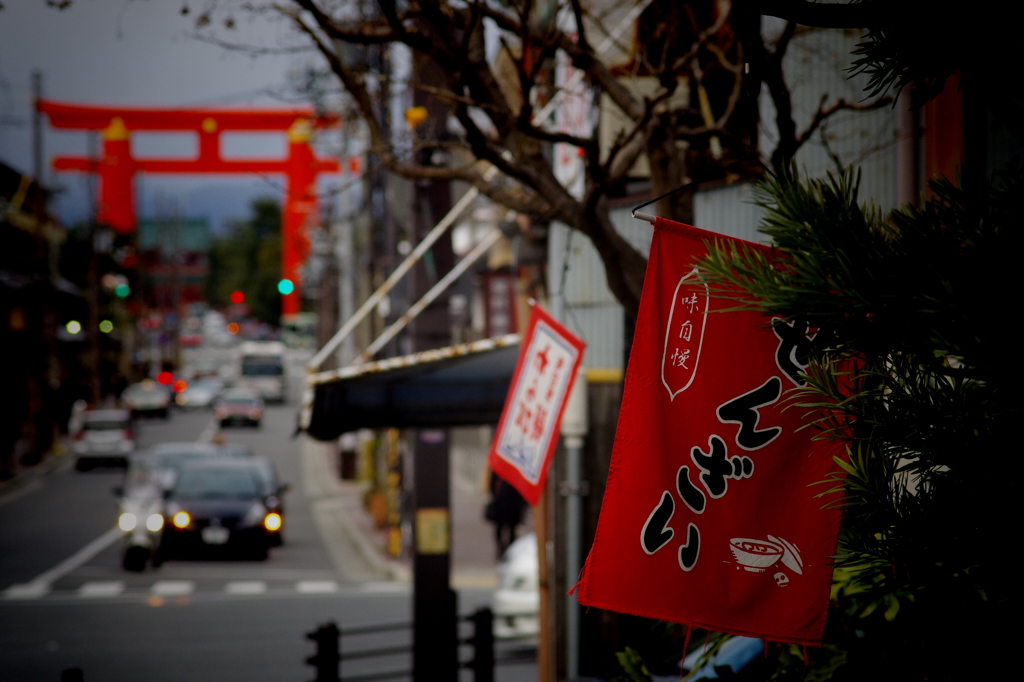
(79, 581, 124, 598)
(225, 581, 267, 595)
(359, 582, 410, 594)
(2, 527, 121, 599)
(197, 419, 219, 443)
(2, 583, 51, 600)
(296, 580, 339, 594)
(151, 581, 195, 596)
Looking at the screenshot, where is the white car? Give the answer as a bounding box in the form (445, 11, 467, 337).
(493, 533, 540, 639)
(73, 409, 135, 470)
(175, 377, 224, 408)
(122, 380, 171, 418)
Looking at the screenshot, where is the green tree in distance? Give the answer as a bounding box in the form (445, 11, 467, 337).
(206, 198, 282, 325)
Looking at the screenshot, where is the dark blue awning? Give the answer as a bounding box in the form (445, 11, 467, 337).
(305, 335, 520, 441)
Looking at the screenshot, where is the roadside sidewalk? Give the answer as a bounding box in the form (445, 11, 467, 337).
(299, 431, 506, 588)
(0, 442, 71, 509)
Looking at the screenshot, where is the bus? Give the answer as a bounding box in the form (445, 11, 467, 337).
(238, 341, 287, 403)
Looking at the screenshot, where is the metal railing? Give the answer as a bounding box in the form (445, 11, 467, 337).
(305, 608, 529, 682)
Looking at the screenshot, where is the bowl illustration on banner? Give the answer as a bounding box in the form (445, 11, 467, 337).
(729, 538, 784, 572)
(769, 535, 803, 575)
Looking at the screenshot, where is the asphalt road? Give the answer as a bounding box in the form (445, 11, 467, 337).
(0, 351, 536, 682)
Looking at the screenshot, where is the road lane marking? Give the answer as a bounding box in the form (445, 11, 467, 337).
(225, 581, 267, 595)
(79, 581, 124, 598)
(3, 583, 51, 600)
(296, 580, 339, 594)
(151, 581, 195, 596)
(2, 527, 121, 599)
(197, 419, 219, 443)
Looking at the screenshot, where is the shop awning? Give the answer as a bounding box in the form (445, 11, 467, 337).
(305, 334, 521, 441)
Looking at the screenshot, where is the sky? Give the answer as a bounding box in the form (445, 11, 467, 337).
(0, 0, 334, 232)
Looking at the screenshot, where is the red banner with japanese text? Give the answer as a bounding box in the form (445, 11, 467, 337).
(576, 218, 844, 645)
(489, 305, 586, 506)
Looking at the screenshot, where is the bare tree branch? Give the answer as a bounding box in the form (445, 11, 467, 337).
(794, 94, 894, 150)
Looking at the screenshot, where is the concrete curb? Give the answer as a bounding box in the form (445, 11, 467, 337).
(299, 435, 411, 583)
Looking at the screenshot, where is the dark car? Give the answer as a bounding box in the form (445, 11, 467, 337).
(147, 442, 223, 492)
(214, 388, 264, 427)
(157, 459, 280, 561)
(250, 456, 288, 546)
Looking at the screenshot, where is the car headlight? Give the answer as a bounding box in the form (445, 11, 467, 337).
(242, 503, 267, 527)
(118, 513, 137, 531)
(264, 512, 282, 532)
(215, 409, 227, 419)
(249, 409, 262, 420)
(172, 511, 191, 529)
(146, 513, 164, 532)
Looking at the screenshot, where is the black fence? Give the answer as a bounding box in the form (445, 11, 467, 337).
(306, 607, 528, 682)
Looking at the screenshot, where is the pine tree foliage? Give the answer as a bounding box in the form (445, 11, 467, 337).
(698, 167, 1021, 679)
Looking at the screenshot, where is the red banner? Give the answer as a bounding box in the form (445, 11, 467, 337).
(576, 218, 844, 645)
(489, 305, 585, 505)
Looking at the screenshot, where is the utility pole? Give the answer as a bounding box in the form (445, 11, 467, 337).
(87, 131, 102, 404)
(561, 368, 588, 682)
(409, 48, 458, 682)
(31, 71, 43, 184)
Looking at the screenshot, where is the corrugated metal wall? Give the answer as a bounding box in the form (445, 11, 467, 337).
(697, 27, 900, 241)
(548, 219, 628, 371)
(761, 26, 899, 211)
(547, 28, 899, 369)
(693, 183, 767, 244)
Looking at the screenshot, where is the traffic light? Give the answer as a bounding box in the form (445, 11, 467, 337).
(115, 283, 130, 298)
(230, 290, 245, 305)
(277, 279, 295, 295)
(305, 622, 340, 682)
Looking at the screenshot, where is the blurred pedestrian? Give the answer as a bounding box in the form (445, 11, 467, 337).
(486, 469, 526, 559)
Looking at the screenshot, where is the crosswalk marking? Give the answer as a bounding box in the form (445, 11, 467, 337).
(225, 581, 267, 595)
(151, 581, 194, 596)
(5, 579, 409, 600)
(3, 583, 51, 600)
(79, 581, 124, 598)
(296, 580, 339, 594)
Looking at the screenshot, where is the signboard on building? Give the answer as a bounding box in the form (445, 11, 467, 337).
(488, 305, 585, 505)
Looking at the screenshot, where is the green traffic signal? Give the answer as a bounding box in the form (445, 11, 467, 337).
(277, 279, 295, 295)
(115, 283, 130, 298)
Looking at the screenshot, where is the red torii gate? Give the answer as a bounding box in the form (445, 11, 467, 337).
(38, 100, 340, 316)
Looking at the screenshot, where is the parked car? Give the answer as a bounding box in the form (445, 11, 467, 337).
(114, 454, 165, 571)
(122, 380, 171, 418)
(493, 533, 540, 639)
(214, 388, 264, 427)
(73, 409, 134, 470)
(174, 377, 224, 409)
(157, 459, 281, 561)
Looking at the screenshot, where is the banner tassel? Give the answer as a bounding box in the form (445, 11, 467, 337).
(703, 631, 710, 655)
(680, 625, 693, 680)
(802, 645, 810, 666)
